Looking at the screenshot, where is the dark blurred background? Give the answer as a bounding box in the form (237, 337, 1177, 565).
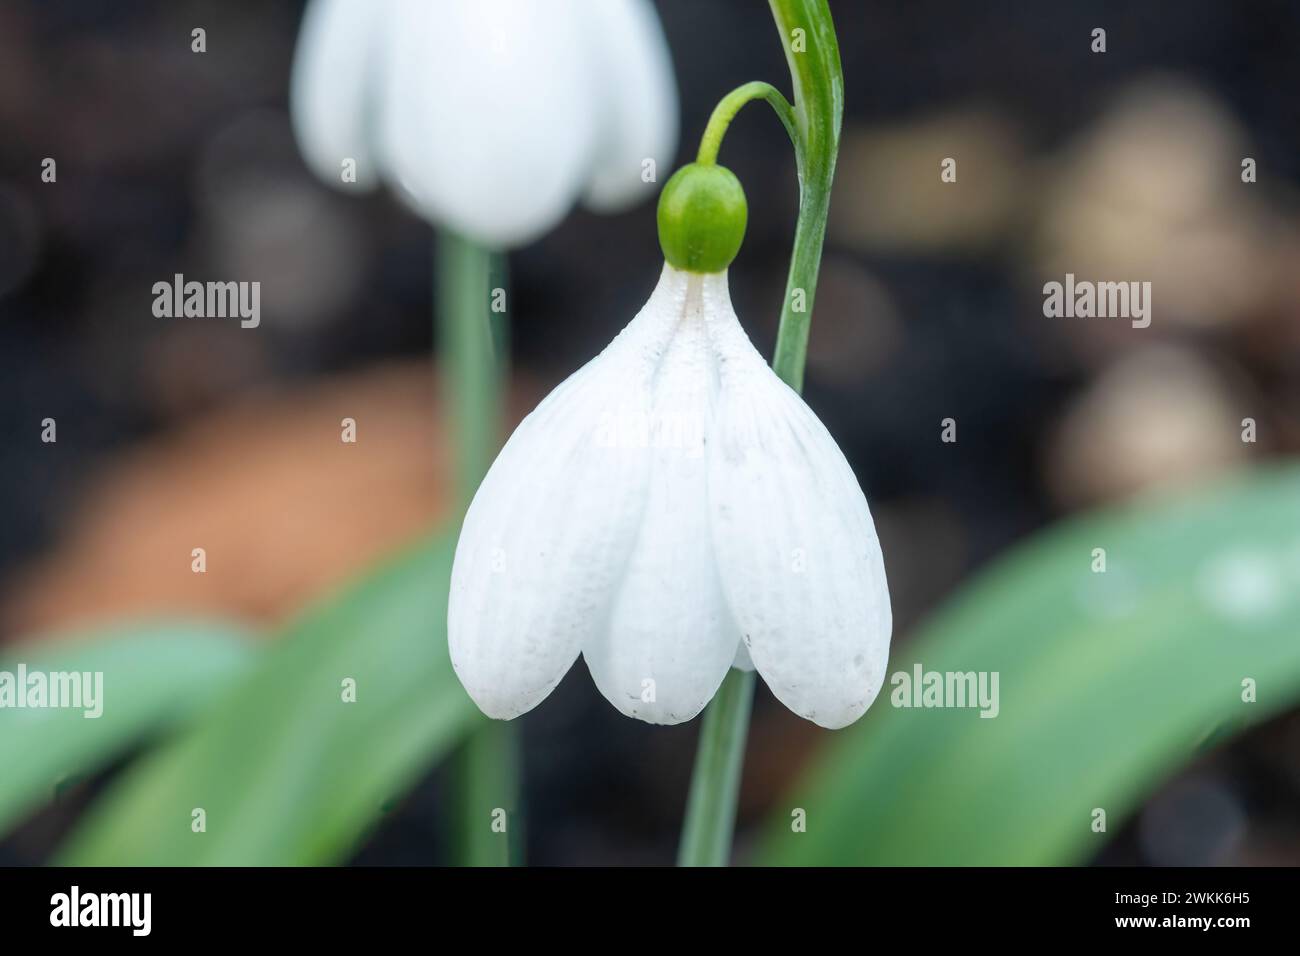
(2, 0, 1300, 864)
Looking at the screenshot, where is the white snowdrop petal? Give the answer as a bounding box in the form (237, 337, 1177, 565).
(584, 276, 737, 724)
(580, 0, 680, 212)
(702, 275, 892, 730)
(290, 0, 386, 191)
(449, 266, 692, 718)
(379, 0, 599, 246)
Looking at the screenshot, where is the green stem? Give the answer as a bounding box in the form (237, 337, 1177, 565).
(436, 230, 519, 866)
(677, 669, 755, 866)
(448, 716, 520, 867)
(437, 231, 504, 504)
(769, 0, 843, 393)
(696, 81, 797, 166)
(677, 0, 843, 867)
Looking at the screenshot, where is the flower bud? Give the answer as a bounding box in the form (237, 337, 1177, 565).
(656, 163, 748, 273)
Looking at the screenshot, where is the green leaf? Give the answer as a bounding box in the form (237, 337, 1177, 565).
(57, 533, 482, 865)
(755, 465, 1300, 865)
(0, 620, 254, 837)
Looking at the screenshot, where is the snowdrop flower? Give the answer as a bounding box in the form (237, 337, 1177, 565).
(290, 0, 678, 247)
(449, 163, 892, 729)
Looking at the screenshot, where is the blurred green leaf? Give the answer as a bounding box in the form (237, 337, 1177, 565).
(755, 465, 1300, 865)
(57, 532, 481, 865)
(0, 620, 254, 837)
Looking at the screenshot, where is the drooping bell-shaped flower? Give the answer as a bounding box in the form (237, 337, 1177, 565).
(290, 0, 678, 247)
(449, 164, 892, 729)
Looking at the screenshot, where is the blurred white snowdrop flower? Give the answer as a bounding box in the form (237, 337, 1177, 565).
(448, 253, 892, 728)
(290, 0, 678, 247)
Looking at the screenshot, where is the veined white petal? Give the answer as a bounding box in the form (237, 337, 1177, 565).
(449, 265, 691, 718)
(379, 0, 599, 247)
(702, 274, 892, 730)
(580, 0, 680, 212)
(584, 273, 738, 724)
(290, 0, 386, 191)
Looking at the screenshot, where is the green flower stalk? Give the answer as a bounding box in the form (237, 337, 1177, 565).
(677, 0, 848, 866)
(436, 231, 518, 867)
